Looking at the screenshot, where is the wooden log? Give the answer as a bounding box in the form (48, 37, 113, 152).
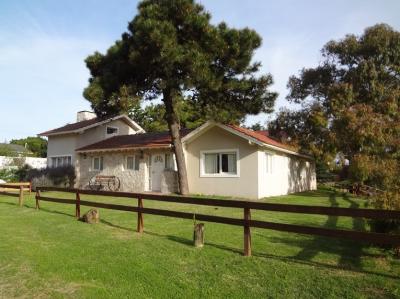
(244, 208, 251, 256)
(193, 223, 205, 248)
(35, 190, 40, 210)
(19, 186, 24, 207)
(137, 197, 144, 233)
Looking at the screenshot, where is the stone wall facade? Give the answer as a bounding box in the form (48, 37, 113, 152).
(76, 149, 178, 193)
(161, 170, 179, 193)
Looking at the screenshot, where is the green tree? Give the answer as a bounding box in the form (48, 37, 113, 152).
(10, 137, 47, 158)
(0, 145, 13, 157)
(269, 24, 400, 193)
(129, 96, 234, 133)
(83, 0, 277, 194)
(246, 122, 266, 131)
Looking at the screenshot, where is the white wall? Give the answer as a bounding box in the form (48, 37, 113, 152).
(46, 118, 139, 167)
(185, 126, 259, 199)
(76, 119, 135, 148)
(0, 156, 47, 169)
(47, 134, 78, 166)
(185, 126, 317, 199)
(257, 149, 317, 198)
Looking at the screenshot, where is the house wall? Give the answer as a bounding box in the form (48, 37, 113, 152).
(76, 151, 148, 192)
(185, 126, 259, 199)
(257, 149, 317, 198)
(75, 149, 178, 193)
(47, 134, 78, 166)
(47, 119, 138, 167)
(76, 119, 136, 149)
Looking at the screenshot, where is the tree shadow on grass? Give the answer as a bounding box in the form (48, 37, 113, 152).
(100, 219, 135, 232)
(146, 231, 398, 280)
(290, 191, 366, 269)
(0, 199, 77, 218)
(288, 189, 333, 198)
(38, 207, 75, 218)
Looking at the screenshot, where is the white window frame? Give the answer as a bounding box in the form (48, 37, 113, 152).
(106, 126, 119, 137)
(200, 149, 240, 178)
(125, 155, 140, 171)
(265, 151, 274, 174)
(49, 155, 72, 168)
(92, 156, 104, 171)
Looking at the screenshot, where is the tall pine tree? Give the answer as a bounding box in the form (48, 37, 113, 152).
(84, 0, 277, 194)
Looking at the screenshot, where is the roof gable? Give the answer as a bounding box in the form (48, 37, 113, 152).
(38, 115, 144, 136)
(182, 121, 311, 158)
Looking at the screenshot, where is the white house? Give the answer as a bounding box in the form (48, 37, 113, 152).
(39, 112, 316, 199)
(39, 111, 144, 167)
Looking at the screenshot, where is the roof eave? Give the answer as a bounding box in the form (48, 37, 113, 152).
(76, 144, 172, 154)
(38, 114, 146, 137)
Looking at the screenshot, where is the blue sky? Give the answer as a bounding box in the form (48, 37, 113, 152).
(0, 0, 399, 141)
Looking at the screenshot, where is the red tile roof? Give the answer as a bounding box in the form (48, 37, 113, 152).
(39, 117, 102, 136)
(76, 129, 192, 152)
(255, 130, 269, 137)
(76, 123, 298, 154)
(227, 125, 297, 152)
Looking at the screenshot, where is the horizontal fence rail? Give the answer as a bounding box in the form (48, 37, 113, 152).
(37, 186, 400, 219)
(32, 187, 400, 256)
(0, 182, 31, 207)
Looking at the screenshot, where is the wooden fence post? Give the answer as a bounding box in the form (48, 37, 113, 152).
(35, 190, 40, 210)
(76, 190, 81, 219)
(244, 207, 252, 257)
(29, 182, 32, 195)
(19, 185, 24, 207)
(137, 196, 144, 233)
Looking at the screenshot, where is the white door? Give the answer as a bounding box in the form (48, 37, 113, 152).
(151, 154, 164, 192)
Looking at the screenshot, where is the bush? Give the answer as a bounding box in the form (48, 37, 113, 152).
(0, 168, 19, 182)
(26, 166, 76, 187)
(370, 191, 400, 234)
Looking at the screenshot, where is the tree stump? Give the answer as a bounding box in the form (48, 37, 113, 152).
(81, 209, 100, 224)
(193, 223, 204, 248)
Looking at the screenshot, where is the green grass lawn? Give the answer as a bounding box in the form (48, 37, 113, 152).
(0, 188, 399, 298)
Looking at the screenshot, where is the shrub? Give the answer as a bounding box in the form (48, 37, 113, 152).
(0, 168, 19, 182)
(26, 166, 76, 187)
(370, 191, 400, 234)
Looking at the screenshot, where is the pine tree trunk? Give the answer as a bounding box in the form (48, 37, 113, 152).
(163, 88, 189, 195)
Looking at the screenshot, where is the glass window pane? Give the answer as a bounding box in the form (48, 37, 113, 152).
(57, 157, 62, 167)
(127, 156, 134, 170)
(93, 157, 99, 170)
(165, 153, 173, 170)
(100, 157, 104, 170)
(221, 153, 236, 174)
(204, 153, 219, 174)
(134, 155, 140, 171)
(107, 127, 118, 134)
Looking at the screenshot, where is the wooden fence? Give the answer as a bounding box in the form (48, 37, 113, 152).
(0, 182, 31, 207)
(32, 186, 400, 256)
